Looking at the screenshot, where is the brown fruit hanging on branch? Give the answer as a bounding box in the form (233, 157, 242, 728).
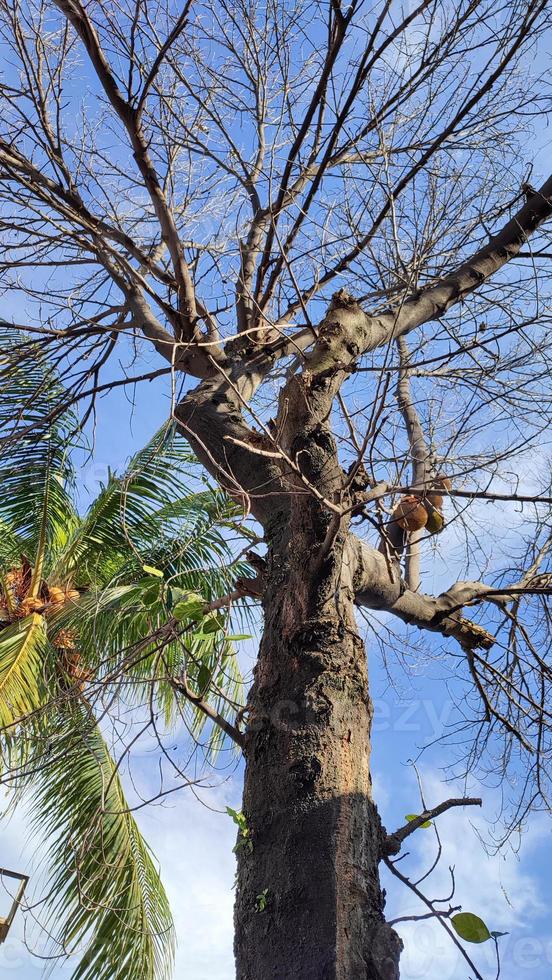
(393, 495, 429, 531)
(427, 491, 443, 508)
(427, 474, 451, 509)
(46, 585, 80, 607)
(425, 504, 445, 534)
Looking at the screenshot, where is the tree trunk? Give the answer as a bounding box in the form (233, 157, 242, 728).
(234, 520, 402, 980)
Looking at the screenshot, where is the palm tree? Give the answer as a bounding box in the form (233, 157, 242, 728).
(0, 335, 249, 979)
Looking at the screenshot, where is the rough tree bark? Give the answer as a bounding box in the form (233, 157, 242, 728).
(232, 384, 402, 978)
(235, 525, 401, 980)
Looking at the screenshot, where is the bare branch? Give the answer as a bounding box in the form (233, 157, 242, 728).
(383, 797, 483, 856)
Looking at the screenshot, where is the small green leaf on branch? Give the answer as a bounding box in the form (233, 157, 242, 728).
(451, 912, 492, 943)
(142, 564, 164, 577)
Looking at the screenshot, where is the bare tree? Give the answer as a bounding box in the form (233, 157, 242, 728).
(1, 0, 552, 976)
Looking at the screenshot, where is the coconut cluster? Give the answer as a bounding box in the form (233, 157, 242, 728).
(1, 571, 80, 621)
(1, 570, 88, 689)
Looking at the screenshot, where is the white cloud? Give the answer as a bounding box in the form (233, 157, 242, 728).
(0, 776, 240, 980)
(2, 766, 549, 980)
(385, 770, 551, 980)
(138, 781, 240, 980)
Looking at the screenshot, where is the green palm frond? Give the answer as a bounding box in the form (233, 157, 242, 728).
(56, 579, 247, 740)
(0, 328, 78, 561)
(0, 613, 49, 729)
(32, 705, 174, 980)
(53, 583, 157, 673)
(54, 422, 234, 588)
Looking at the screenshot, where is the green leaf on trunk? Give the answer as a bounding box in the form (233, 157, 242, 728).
(451, 912, 492, 943)
(255, 888, 269, 913)
(226, 807, 248, 832)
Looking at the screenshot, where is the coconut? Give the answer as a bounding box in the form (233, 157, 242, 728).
(47, 586, 66, 604)
(19, 596, 44, 616)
